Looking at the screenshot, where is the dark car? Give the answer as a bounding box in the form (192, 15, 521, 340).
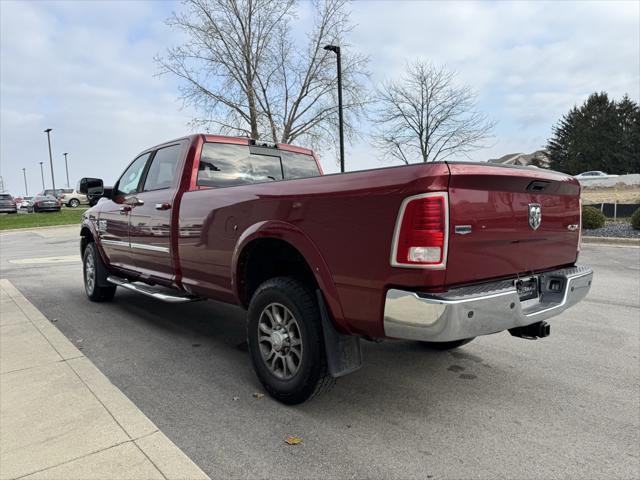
(0, 194, 18, 214)
(32, 194, 61, 212)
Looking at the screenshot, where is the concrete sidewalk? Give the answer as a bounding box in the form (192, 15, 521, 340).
(0, 279, 210, 480)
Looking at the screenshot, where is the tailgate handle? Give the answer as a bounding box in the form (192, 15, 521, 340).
(526, 180, 550, 192)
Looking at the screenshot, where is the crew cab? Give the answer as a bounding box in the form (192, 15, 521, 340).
(79, 134, 593, 404)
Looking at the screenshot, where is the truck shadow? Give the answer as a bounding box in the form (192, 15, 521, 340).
(103, 290, 515, 414)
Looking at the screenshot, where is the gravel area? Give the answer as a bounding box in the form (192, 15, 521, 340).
(583, 220, 640, 238)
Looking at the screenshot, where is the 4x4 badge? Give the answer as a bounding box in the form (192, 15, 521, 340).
(528, 203, 542, 230)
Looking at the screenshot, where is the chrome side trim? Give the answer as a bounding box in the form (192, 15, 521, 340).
(101, 239, 129, 248)
(389, 192, 449, 270)
(129, 242, 170, 253)
(383, 265, 593, 342)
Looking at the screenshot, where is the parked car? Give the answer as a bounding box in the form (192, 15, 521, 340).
(79, 134, 593, 404)
(0, 193, 17, 214)
(574, 171, 619, 179)
(18, 196, 34, 212)
(59, 188, 88, 207)
(32, 194, 61, 212)
(40, 188, 66, 199)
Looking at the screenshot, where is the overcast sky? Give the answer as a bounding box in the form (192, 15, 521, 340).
(1, 0, 638, 196)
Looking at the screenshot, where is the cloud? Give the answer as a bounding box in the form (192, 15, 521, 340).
(341, 0, 639, 171)
(1, 0, 638, 191)
(0, 0, 193, 195)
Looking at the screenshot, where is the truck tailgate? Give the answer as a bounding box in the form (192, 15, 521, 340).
(445, 163, 581, 286)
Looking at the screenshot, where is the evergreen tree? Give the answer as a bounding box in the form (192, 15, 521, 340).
(616, 94, 640, 174)
(547, 92, 639, 175)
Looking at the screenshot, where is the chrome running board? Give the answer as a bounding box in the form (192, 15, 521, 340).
(106, 276, 201, 303)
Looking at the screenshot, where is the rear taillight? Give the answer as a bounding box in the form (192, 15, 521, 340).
(391, 192, 449, 268)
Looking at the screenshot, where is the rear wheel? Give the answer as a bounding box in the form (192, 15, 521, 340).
(421, 338, 475, 350)
(69, 198, 80, 208)
(247, 277, 334, 404)
(83, 242, 116, 302)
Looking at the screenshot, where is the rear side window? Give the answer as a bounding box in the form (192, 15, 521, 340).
(144, 144, 182, 191)
(197, 143, 319, 188)
(280, 151, 321, 180)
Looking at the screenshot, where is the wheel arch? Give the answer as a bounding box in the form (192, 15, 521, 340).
(232, 220, 349, 334)
(80, 221, 110, 268)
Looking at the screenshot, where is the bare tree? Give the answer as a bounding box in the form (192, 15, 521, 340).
(373, 60, 495, 164)
(156, 0, 368, 151)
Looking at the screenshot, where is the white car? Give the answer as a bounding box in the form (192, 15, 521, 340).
(58, 188, 89, 207)
(574, 171, 619, 179)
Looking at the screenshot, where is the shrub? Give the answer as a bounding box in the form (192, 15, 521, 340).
(631, 208, 640, 230)
(581, 205, 605, 229)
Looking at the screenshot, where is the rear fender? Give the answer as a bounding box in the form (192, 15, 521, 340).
(232, 220, 350, 334)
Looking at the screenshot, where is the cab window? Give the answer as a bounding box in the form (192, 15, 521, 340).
(116, 153, 151, 196)
(196, 143, 319, 188)
(143, 144, 182, 191)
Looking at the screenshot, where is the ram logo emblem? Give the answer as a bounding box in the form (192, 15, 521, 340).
(528, 203, 542, 230)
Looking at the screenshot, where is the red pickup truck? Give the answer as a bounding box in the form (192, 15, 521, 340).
(79, 134, 593, 404)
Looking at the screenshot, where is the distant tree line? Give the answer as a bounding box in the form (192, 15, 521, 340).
(547, 93, 639, 175)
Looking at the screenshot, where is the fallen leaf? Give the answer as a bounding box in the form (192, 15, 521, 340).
(285, 436, 302, 445)
(252, 392, 265, 399)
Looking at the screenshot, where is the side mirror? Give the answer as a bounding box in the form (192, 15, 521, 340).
(78, 177, 104, 196)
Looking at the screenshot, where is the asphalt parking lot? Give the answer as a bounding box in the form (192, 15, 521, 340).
(1, 226, 638, 479)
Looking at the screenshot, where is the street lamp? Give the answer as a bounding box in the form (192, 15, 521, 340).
(39, 162, 45, 190)
(63, 152, 69, 188)
(323, 44, 345, 173)
(22, 168, 28, 196)
(44, 128, 56, 194)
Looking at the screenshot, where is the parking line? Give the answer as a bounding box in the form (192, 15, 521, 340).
(9, 255, 79, 265)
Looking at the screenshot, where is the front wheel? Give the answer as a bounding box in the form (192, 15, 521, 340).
(83, 242, 116, 302)
(247, 277, 335, 404)
(421, 338, 475, 350)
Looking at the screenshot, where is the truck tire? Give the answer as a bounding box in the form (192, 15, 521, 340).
(69, 198, 80, 208)
(421, 338, 475, 350)
(247, 277, 335, 404)
(83, 242, 116, 302)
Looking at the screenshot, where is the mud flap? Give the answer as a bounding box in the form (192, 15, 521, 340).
(316, 290, 362, 378)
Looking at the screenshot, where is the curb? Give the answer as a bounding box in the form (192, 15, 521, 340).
(582, 236, 640, 246)
(0, 279, 210, 480)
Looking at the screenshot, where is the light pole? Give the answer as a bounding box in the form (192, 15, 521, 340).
(323, 44, 345, 173)
(44, 128, 56, 194)
(22, 168, 28, 196)
(63, 152, 69, 187)
(39, 162, 45, 190)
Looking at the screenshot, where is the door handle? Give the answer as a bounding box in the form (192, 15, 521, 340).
(155, 203, 171, 211)
(124, 196, 144, 207)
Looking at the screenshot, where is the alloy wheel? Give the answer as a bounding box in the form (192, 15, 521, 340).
(257, 303, 303, 380)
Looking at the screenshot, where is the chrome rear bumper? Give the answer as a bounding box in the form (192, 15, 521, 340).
(383, 265, 593, 342)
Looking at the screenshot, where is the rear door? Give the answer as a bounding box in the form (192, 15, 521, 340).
(99, 153, 151, 270)
(445, 163, 581, 286)
(128, 142, 185, 283)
